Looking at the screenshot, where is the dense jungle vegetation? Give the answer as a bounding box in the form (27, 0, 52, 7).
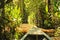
(0, 0, 60, 40)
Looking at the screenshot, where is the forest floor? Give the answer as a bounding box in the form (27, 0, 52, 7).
(52, 37, 60, 40)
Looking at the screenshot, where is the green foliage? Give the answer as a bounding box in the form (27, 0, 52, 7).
(14, 32, 23, 39)
(54, 27, 60, 37)
(0, 9, 2, 16)
(25, 0, 44, 26)
(5, 2, 22, 27)
(45, 5, 48, 13)
(28, 12, 36, 24)
(24, 0, 43, 12)
(4, 2, 23, 40)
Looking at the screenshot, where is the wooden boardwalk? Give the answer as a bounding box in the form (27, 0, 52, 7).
(20, 27, 52, 40)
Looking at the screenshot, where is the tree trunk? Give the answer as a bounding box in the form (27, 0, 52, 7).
(20, 0, 28, 23)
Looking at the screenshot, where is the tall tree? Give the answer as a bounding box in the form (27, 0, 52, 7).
(20, 0, 28, 23)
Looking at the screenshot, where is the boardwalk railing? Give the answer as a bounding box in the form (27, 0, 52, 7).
(20, 27, 52, 40)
